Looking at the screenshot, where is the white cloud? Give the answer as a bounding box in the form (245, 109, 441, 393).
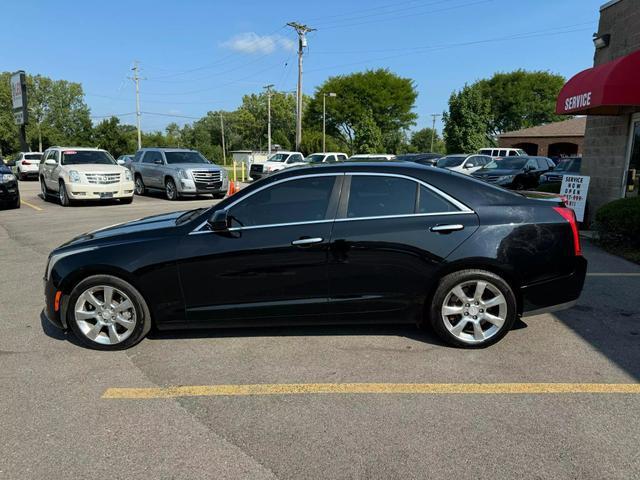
(221, 32, 296, 54)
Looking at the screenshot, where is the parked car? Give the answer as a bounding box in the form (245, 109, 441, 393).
(0, 162, 20, 209)
(39, 147, 134, 206)
(540, 157, 581, 185)
(304, 152, 349, 164)
(13, 152, 43, 180)
(250, 151, 305, 180)
(478, 148, 527, 158)
(395, 153, 442, 166)
(436, 154, 492, 175)
(347, 154, 395, 161)
(130, 148, 228, 200)
(42, 161, 586, 350)
(472, 156, 555, 190)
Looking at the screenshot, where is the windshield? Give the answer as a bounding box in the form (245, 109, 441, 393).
(305, 154, 325, 164)
(268, 153, 290, 162)
(553, 158, 581, 172)
(165, 151, 210, 164)
(437, 155, 466, 168)
(25, 154, 42, 160)
(484, 158, 527, 170)
(61, 150, 116, 165)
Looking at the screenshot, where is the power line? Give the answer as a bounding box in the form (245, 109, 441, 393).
(127, 61, 145, 150)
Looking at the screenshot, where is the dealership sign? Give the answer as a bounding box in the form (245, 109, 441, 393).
(563, 91, 591, 112)
(560, 175, 590, 222)
(10, 71, 28, 125)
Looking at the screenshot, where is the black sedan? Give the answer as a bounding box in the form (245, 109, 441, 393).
(0, 163, 20, 209)
(472, 156, 555, 190)
(43, 162, 586, 350)
(395, 153, 442, 166)
(539, 157, 581, 185)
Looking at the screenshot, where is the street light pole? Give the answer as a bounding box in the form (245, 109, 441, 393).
(287, 22, 315, 151)
(322, 92, 336, 153)
(430, 113, 442, 152)
(263, 84, 274, 155)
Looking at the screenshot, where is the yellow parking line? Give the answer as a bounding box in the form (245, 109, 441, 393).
(587, 273, 640, 277)
(102, 382, 640, 399)
(21, 199, 43, 211)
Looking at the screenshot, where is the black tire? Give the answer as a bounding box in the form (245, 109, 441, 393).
(134, 175, 146, 195)
(40, 177, 49, 201)
(59, 180, 70, 206)
(17, 170, 25, 181)
(165, 178, 179, 201)
(120, 197, 133, 204)
(212, 193, 226, 199)
(429, 269, 517, 349)
(11, 195, 20, 209)
(66, 274, 152, 350)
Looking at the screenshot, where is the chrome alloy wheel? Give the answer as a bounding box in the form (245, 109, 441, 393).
(73, 285, 137, 345)
(441, 280, 507, 345)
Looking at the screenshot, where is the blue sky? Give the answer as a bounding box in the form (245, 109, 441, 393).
(3, 0, 604, 134)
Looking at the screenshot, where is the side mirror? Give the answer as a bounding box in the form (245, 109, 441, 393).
(117, 159, 126, 166)
(45, 158, 57, 166)
(464, 163, 473, 169)
(207, 209, 230, 232)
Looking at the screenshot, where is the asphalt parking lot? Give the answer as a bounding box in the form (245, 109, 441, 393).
(1, 180, 639, 480)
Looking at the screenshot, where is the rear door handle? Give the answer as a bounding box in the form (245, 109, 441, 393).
(291, 237, 323, 246)
(430, 224, 464, 233)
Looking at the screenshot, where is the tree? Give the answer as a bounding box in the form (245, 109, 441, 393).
(477, 70, 567, 134)
(92, 116, 136, 157)
(354, 110, 383, 153)
(443, 84, 493, 153)
(304, 69, 417, 153)
(410, 127, 445, 154)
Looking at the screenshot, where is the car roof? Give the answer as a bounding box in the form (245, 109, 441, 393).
(49, 147, 104, 151)
(139, 147, 196, 152)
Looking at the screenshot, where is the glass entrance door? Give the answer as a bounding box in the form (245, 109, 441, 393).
(625, 114, 640, 197)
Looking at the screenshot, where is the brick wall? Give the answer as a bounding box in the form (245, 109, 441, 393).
(499, 136, 583, 156)
(582, 0, 640, 221)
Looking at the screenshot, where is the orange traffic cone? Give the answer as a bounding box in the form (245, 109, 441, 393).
(227, 180, 236, 196)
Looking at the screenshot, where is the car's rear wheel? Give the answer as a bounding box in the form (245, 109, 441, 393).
(165, 178, 179, 201)
(59, 180, 70, 206)
(134, 175, 146, 195)
(67, 275, 151, 350)
(429, 269, 516, 348)
(120, 197, 133, 205)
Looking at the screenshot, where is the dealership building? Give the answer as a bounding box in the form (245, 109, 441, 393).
(555, 0, 640, 220)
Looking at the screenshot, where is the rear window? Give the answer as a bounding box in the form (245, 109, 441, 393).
(61, 150, 115, 166)
(25, 154, 42, 160)
(348, 176, 416, 218)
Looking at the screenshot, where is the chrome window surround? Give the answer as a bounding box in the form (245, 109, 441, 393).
(190, 171, 475, 235)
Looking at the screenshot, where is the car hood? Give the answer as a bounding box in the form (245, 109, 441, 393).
(58, 210, 187, 250)
(473, 168, 521, 176)
(61, 164, 127, 174)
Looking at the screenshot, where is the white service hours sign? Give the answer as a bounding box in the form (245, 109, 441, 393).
(560, 174, 590, 222)
(10, 73, 23, 109)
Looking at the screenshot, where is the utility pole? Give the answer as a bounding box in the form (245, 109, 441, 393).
(129, 61, 144, 150)
(219, 112, 226, 166)
(430, 113, 442, 152)
(322, 92, 336, 153)
(287, 22, 315, 151)
(263, 84, 274, 155)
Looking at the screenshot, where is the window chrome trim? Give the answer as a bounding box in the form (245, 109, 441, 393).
(189, 170, 475, 235)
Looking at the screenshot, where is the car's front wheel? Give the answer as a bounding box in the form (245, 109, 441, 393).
(67, 275, 151, 350)
(59, 181, 71, 206)
(429, 269, 516, 348)
(134, 175, 146, 195)
(165, 178, 179, 201)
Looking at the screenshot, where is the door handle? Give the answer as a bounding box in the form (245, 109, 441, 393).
(291, 237, 323, 246)
(430, 224, 464, 233)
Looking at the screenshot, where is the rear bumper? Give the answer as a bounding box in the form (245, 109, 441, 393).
(521, 256, 587, 316)
(67, 181, 135, 200)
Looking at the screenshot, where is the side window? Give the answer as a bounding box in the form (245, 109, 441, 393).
(143, 151, 158, 164)
(536, 158, 548, 170)
(418, 186, 458, 214)
(40, 152, 47, 164)
(508, 150, 518, 156)
(326, 155, 337, 163)
(229, 176, 336, 227)
(133, 151, 144, 163)
(498, 150, 508, 157)
(465, 156, 478, 167)
(526, 159, 537, 170)
(50, 150, 59, 163)
(347, 176, 416, 218)
(337, 155, 347, 161)
(288, 154, 303, 163)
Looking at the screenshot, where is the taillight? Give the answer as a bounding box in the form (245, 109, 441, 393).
(23, 161, 30, 165)
(553, 206, 582, 256)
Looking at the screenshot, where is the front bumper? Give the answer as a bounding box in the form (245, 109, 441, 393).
(67, 181, 135, 200)
(521, 256, 587, 316)
(0, 181, 19, 203)
(178, 177, 228, 195)
(43, 276, 65, 329)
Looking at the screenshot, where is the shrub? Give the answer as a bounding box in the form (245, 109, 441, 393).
(536, 182, 561, 193)
(595, 196, 640, 246)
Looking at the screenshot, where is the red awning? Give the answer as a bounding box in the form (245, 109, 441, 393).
(556, 49, 640, 115)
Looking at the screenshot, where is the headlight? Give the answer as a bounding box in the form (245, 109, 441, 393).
(499, 175, 515, 181)
(69, 170, 81, 183)
(124, 169, 132, 181)
(220, 168, 227, 178)
(1, 173, 15, 182)
(177, 168, 189, 179)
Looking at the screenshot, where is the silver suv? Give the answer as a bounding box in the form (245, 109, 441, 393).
(129, 148, 228, 200)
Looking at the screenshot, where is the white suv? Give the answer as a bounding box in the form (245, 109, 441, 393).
(14, 152, 43, 180)
(478, 148, 527, 158)
(249, 151, 305, 180)
(39, 147, 134, 206)
(304, 152, 349, 164)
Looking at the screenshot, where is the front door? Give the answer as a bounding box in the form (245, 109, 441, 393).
(625, 113, 640, 197)
(178, 174, 342, 325)
(328, 174, 479, 323)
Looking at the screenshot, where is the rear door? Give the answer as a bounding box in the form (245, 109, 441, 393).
(327, 173, 479, 323)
